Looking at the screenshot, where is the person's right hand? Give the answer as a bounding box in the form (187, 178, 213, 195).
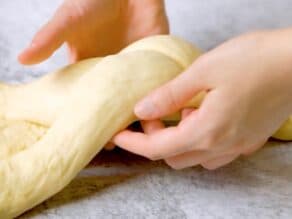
(18, 0, 169, 65)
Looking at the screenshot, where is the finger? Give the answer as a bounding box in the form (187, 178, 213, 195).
(18, 5, 69, 65)
(175, 90, 225, 151)
(181, 108, 195, 120)
(134, 64, 208, 120)
(115, 89, 230, 160)
(104, 142, 116, 151)
(201, 153, 239, 170)
(165, 150, 212, 170)
(113, 124, 195, 160)
(242, 140, 267, 156)
(165, 148, 238, 170)
(141, 120, 165, 134)
(114, 91, 224, 160)
(114, 120, 164, 155)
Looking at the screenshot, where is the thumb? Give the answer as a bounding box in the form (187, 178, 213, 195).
(135, 65, 207, 120)
(18, 6, 69, 65)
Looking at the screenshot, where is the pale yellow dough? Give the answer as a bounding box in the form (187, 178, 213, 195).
(0, 35, 290, 218)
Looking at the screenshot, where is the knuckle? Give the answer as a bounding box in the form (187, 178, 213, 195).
(196, 131, 219, 150)
(145, 151, 161, 161)
(201, 163, 218, 171)
(165, 159, 184, 170)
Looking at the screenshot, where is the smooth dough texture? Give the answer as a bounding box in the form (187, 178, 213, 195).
(0, 35, 291, 218)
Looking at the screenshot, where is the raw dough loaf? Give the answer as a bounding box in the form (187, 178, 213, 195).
(0, 35, 290, 218)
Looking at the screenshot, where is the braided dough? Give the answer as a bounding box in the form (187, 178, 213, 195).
(0, 35, 291, 218)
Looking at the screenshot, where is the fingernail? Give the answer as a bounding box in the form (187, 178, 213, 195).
(134, 99, 156, 118)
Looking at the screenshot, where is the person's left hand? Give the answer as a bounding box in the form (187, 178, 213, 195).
(113, 29, 292, 170)
(18, 0, 168, 65)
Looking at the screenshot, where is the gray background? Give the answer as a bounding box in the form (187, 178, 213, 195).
(1, 0, 292, 218)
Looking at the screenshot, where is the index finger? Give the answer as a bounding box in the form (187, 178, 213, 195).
(113, 111, 202, 160)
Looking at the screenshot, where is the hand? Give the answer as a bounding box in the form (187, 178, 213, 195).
(18, 0, 168, 65)
(113, 29, 292, 170)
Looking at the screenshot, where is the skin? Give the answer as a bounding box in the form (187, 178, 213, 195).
(18, 0, 169, 64)
(19, 0, 292, 170)
(114, 29, 292, 170)
(19, 0, 168, 149)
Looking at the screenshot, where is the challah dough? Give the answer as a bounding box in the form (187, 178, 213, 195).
(0, 35, 290, 218)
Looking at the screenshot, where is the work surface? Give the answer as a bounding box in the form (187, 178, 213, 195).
(1, 0, 292, 218)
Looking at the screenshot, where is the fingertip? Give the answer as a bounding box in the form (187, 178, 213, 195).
(112, 130, 132, 145)
(18, 52, 28, 65)
(18, 46, 35, 65)
(104, 142, 116, 151)
(19, 22, 67, 65)
(112, 130, 151, 155)
(18, 43, 46, 65)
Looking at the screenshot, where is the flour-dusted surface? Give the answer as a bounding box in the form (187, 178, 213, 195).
(1, 0, 292, 218)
